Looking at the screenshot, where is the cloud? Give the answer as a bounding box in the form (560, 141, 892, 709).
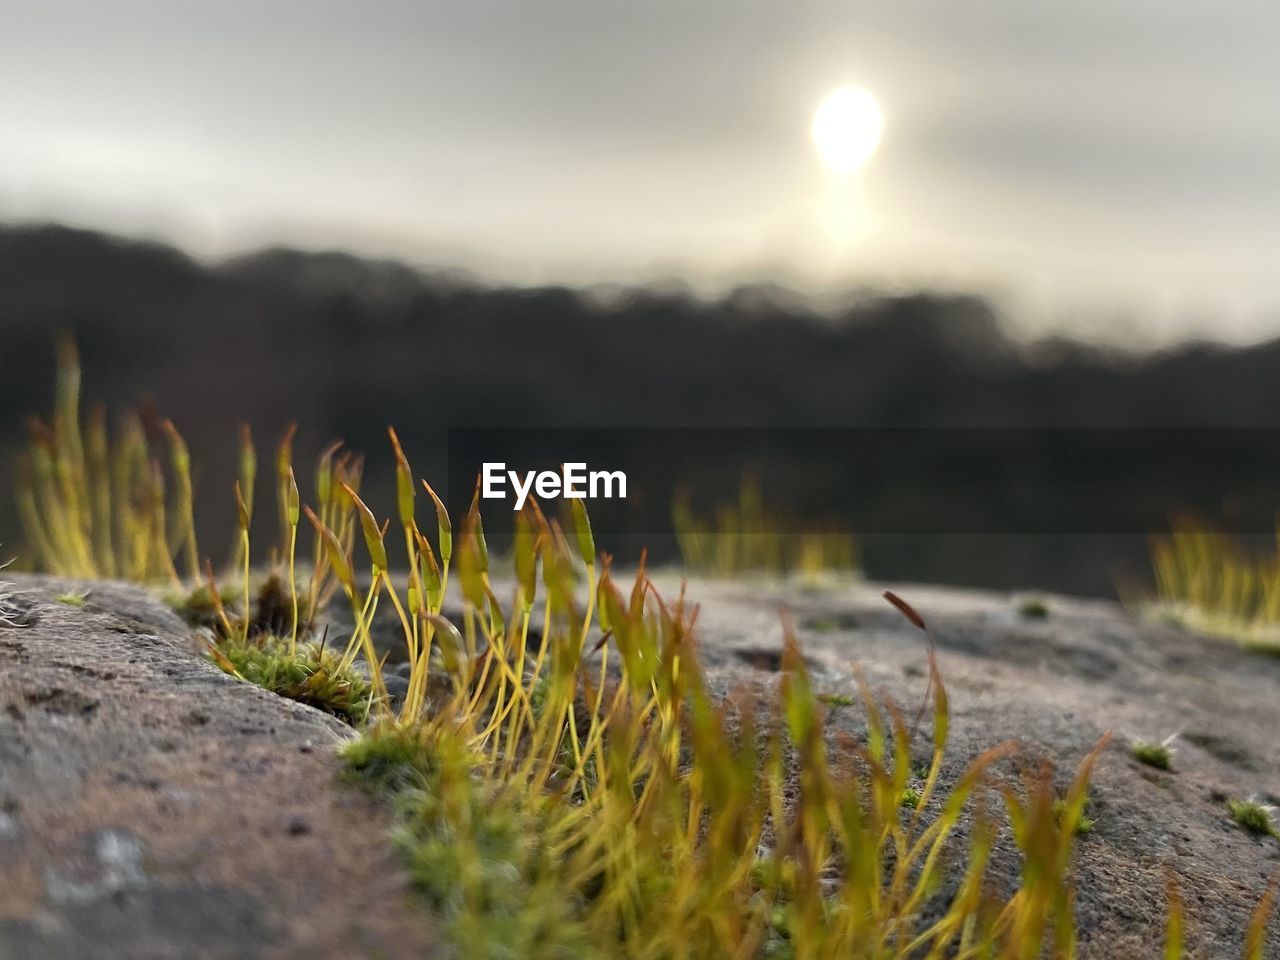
(2, 0, 1279, 339)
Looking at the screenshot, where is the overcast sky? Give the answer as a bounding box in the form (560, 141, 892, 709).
(2, 1, 1278, 343)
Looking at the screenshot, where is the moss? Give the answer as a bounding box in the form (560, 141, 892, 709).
(19, 347, 1280, 956)
(673, 479, 859, 580)
(212, 634, 374, 725)
(1147, 523, 1280, 650)
(763, 904, 796, 959)
(1228, 798, 1278, 838)
(1130, 740, 1174, 771)
(805, 618, 841, 633)
(1018, 597, 1049, 619)
(805, 614, 859, 634)
(248, 573, 299, 638)
(1153, 606, 1189, 629)
(351, 726, 595, 959)
(527, 675, 552, 719)
(166, 582, 236, 630)
(818, 692, 856, 709)
(54, 590, 88, 607)
(1240, 638, 1280, 658)
(342, 722, 443, 792)
(751, 857, 797, 896)
(168, 575, 302, 638)
(1054, 797, 1095, 836)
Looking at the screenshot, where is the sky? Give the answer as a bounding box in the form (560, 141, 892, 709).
(2, 0, 1278, 344)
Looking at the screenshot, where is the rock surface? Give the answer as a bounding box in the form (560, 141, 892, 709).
(3, 572, 1280, 957)
(0, 575, 434, 960)
(662, 576, 1280, 958)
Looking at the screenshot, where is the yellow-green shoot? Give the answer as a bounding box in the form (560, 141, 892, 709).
(17, 338, 187, 584)
(16, 346, 1280, 958)
(1146, 518, 1280, 652)
(673, 477, 858, 581)
(317, 471, 1114, 957)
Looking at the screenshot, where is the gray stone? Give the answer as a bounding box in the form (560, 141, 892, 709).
(651, 575, 1280, 957)
(0, 574, 436, 960)
(5, 569, 1280, 956)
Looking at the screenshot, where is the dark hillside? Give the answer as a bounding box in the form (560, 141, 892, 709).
(3, 222, 1279, 594)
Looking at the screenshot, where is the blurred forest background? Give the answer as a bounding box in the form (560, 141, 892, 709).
(4, 222, 1280, 596)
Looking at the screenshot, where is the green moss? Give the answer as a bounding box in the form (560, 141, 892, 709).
(527, 675, 551, 718)
(805, 618, 842, 633)
(18, 350, 1275, 955)
(805, 614, 859, 634)
(342, 722, 443, 791)
(213, 634, 374, 725)
(763, 904, 796, 959)
(168, 576, 300, 639)
(1228, 798, 1278, 838)
(350, 726, 595, 959)
(54, 589, 88, 607)
(1240, 638, 1280, 658)
(818, 692, 856, 709)
(750, 857, 796, 895)
(166, 582, 234, 629)
(1130, 740, 1174, 771)
(1054, 797, 1095, 836)
(1017, 597, 1050, 619)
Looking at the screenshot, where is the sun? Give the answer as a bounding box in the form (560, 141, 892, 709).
(811, 85, 883, 174)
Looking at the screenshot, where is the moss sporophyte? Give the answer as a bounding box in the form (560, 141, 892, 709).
(15, 341, 1280, 958)
(673, 478, 859, 580)
(1145, 518, 1280, 653)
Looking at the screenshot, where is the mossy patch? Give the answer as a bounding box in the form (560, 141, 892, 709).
(1054, 796, 1096, 836)
(212, 634, 374, 725)
(1147, 521, 1280, 652)
(1017, 597, 1050, 619)
(342, 722, 443, 792)
(167, 575, 299, 637)
(346, 723, 593, 958)
(1239, 637, 1280, 659)
(332, 586, 1115, 960)
(1130, 739, 1174, 771)
(1228, 798, 1278, 838)
(818, 692, 856, 709)
(804, 614, 859, 634)
(19, 346, 1254, 956)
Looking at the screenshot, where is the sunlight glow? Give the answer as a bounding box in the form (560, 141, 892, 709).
(811, 86, 883, 174)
